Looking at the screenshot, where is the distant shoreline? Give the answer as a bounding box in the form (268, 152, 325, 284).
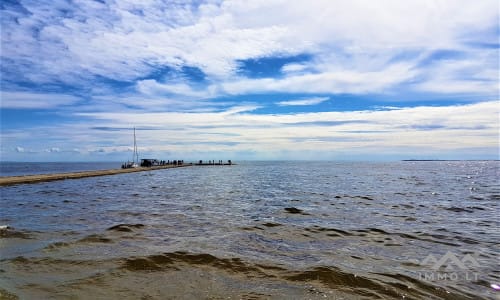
(402, 159, 499, 161)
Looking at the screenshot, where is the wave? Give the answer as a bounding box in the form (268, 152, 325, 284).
(107, 224, 145, 232)
(0, 226, 33, 239)
(118, 251, 480, 299)
(3, 250, 491, 299)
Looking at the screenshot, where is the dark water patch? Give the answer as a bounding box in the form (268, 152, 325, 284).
(8, 256, 101, 268)
(122, 256, 176, 271)
(262, 222, 282, 227)
(436, 228, 449, 232)
(78, 234, 113, 243)
(118, 211, 143, 217)
(477, 221, 493, 227)
(364, 228, 390, 235)
(119, 251, 466, 299)
(107, 224, 145, 232)
(0, 288, 18, 300)
(401, 204, 414, 209)
(384, 243, 402, 246)
(326, 233, 342, 237)
(9, 256, 30, 264)
(251, 226, 265, 231)
(254, 263, 286, 272)
(353, 228, 462, 247)
(466, 206, 486, 211)
(121, 252, 270, 277)
(284, 207, 308, 215)
(453, 235, 479, 245)
(357, 196, 374, 201)
(411, 233, 461, 246)
(401, 261, 420, 267)
(305, 226, 353, 236)
(326, 228, 353, 236)
(240, 226, 258, 231)
(445, 206, 474, 213)
(0, 227, 32, 239)
(285, 266, 402, 299)
(36, 189, 64, 195)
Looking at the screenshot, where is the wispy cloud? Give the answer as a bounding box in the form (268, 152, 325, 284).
(222, 63, 419, 95)
(277, 97, 329, 106)
(17, 101, 488, 157)
(0, 92, 81, 109)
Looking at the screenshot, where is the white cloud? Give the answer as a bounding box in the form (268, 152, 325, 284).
(4, 101, 497, 160)
(1, 0, 497, 96)
(67, 101, 498, 153)
(413, 49, 499, 94)
(1, 1, 499, 160)
(0, 91, 81, 109)
(281, 63, 309, 73)
(277, 97, 329, 106)
(136, 79, 218, 99)
(14, 146, 38, 153)
(222, 105, 261, 115)
(222, 62, 418, 95)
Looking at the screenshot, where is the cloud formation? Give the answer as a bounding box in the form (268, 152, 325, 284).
(1, 0, 498, 161)
(2, 0, 498, 96)
(0, 91, 81, 109)
(277, 97, 330, 106)
(4, 100, 494, 160)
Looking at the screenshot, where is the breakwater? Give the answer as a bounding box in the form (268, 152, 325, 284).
(0, 164, 193, 186)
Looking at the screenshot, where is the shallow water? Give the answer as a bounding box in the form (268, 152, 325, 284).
(1, 161, 499, 299)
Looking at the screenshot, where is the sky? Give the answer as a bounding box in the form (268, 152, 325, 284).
(1, 0, 499, 162)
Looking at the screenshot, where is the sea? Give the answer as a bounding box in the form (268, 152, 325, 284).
(0, 161, 499, 299)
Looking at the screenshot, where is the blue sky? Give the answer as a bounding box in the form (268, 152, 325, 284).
(1, 0, 499, 161)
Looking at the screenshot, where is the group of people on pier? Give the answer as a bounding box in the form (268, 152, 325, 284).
(196, 160, 232, 165)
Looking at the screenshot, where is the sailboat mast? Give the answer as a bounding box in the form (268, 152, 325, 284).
(133, 127, 138, 163)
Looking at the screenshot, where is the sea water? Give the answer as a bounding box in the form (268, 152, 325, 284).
(0, 161, 499, 299)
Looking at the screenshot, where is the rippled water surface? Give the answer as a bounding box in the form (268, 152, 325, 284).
(1, 161, 499, 299)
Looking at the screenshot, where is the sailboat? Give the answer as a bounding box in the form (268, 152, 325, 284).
(122, 127, 139, 169)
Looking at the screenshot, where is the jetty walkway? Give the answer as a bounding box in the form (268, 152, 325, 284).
(0, 164, 192, 187)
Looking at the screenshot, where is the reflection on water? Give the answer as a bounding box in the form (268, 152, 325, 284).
(1, 161, 499, 299)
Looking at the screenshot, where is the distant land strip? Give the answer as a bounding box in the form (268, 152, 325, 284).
(402, 159, 499, 161)
(0, 164, 191, 187)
